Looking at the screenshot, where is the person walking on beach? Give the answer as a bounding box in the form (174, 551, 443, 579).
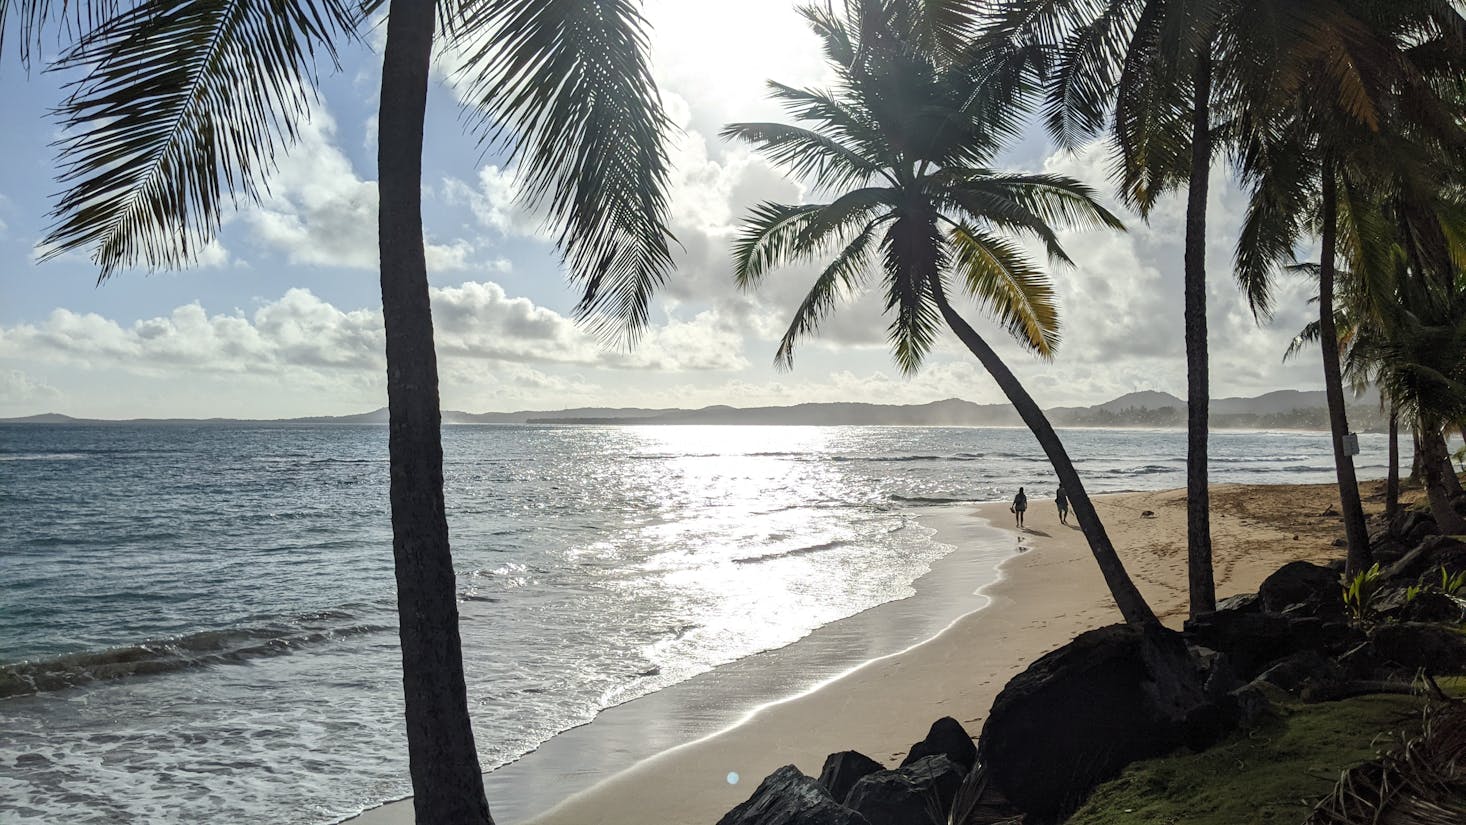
(1011, 487, 1027, 529)
(1055, 484, 1069, 525)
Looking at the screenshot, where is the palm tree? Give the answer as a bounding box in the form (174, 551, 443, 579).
(8, 0, 676, 821)
(981, 0, 1232, 617)
(1235, 0, 1466, 570)
(982, 0, 1411, 616)
(726, 1, 1158, 627)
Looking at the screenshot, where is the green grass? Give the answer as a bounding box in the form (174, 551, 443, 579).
(1064, 691, 1429, 825)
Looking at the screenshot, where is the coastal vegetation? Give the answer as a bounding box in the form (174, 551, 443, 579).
(7, 0, 1466, 821)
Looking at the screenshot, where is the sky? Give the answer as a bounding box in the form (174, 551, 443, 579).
(0, 1, 1328, 419)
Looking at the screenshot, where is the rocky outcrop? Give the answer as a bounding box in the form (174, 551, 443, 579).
(1368, 623, 1466, 675)
(816, 751, 884, 805)
(977, 624, 1221, 822)
(1185, 606, 1363, 679)
(899, 716, 977, 770)
(844, 755, 962, 825)
(716, 765, 868, 825)
(1259, 561, 1343, 616)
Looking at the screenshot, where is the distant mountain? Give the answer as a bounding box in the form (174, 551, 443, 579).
(1092, 391, 1186, 413)
(530, 398, 1022, 426)
(0, 389, 1391, 431)
(0, 412, 81, 424)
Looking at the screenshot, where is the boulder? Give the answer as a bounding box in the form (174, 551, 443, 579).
(1369, 623, 1466, 676)
(845, 756, 962, 825)
(716, 765, 868, 825)
(899, 716, 977, 771)
(1256, 649, 1345, 692)
(1184, 610, 1363, 679)
(1258, 561, 1343, 617)
(977, 624, 1219, 822)
(817, 751, 884, 805)
(1214, 593, 1260, 613)
(1399, 590, 1466, 624)
(1406, 511, 1441, 544)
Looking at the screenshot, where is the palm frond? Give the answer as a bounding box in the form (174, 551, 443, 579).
(764, 81, 894, 166)
(948, 221, 1060, 357)
(881, 212, 946, 375)
(797, 1, 856, 67)
(1, 0, 122, 66)
(720, 121, 889, 191)
(1234, 135, 1315, 320)
(450, 0, 675, 340)
(731, 201, 824, 289)
(40, 0, 358, 280)
(775, 219, 881, 368)
(1042, 0, 1139, 150)
(977, 172, 1126, 230)
(1283, 318, 1324, 363)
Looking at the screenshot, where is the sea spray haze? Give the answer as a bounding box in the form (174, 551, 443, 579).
(0, 422, 1395, 824)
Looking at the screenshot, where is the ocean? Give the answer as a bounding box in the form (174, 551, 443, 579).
(0, 423, 1399, 824)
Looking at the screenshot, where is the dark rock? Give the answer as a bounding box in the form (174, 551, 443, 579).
(1184, 610, 1364, 679)
(1229, 681, 1275, 727)
(1370, 527, 1411, 567)
(845, 756, 961, 825)
(1369, 623, 1466, 676)
(716, 765, 868, 825)
(900, 716, 976, 771)
(977, 624, 1218, 822)
(817, 751, 884, 805)
(1407, 512, 1441, 544)
(1256, 650, 1345, 692)
(1191, 645, 1243, 701)
(1400, 590, 1466, 624)
(1258, 561, 1344, 617)
(1214, 593, 1260, 613)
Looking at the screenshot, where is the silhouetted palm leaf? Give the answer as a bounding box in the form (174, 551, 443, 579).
(38, 0, 359, 279)
(450, 0, 674, 339)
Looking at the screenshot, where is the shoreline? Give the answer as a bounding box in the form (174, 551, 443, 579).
(346, 505, 1017, 825)
(347, 481, 1353, 825)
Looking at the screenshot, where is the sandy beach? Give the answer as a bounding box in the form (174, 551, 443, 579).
(349, 480, 1358, 825)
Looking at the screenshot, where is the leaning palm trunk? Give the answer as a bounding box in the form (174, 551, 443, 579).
(378, 2, 493, 822)
(1318, 163, 1372, 574)
(1413, 431, 1426, 482)
(1183, 47, 1216, 616)
(1420, 424, 1466, 535)
(932, 282, 1159, 627)
(1387, 405, 1401, 521)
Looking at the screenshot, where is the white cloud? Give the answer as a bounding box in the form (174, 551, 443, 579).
(244, 107, 480, 273)
(0, 281, 746, 384)
(0, 369, 61, 411)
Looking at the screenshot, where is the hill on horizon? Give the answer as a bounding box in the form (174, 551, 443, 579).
(1, 388, 1391, 432)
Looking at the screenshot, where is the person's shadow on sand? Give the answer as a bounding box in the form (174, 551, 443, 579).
(1022, 527, 1052, 538)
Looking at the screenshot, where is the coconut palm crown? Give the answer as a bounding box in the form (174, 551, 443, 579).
(725, 0, 1159, 627)
(725, 2, 1121, 374)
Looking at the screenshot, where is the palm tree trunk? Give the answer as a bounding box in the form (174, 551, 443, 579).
(1318, 162, 1371, 576)
(1440, 432, 1463, 497)
(1386, 404, 1400, 521)
(378, 2, 493, 823)
(1412, 430, 1425, 483)
(932, 284, 1158, 627)
(1421, 424, 1466, 534)
(1183, 46, 1215, 617)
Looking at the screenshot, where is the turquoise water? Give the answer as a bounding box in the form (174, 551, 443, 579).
(0, 424, 1397, 823)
